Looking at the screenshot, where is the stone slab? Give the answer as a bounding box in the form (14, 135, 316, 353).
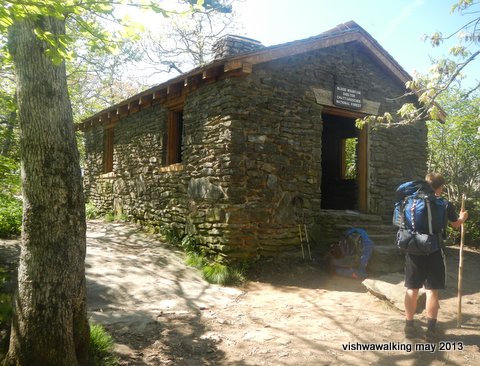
(362, 272, 425, 313)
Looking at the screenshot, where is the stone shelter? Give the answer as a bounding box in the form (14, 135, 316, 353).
(79, 21, 439, 263)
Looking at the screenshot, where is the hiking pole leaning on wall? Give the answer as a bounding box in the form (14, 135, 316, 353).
(457, 194, 466, 328)
(292, 195, 312, 260)
(303, 221, 312, 260)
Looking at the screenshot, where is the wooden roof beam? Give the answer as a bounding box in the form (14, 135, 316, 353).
(192, 73, 203, 83)
(167, 82, 183, 98)
(128, 99, 140, 113)
(76, 117, 95, 131)
(184, 74, 203, 92)
(116, 104, 129, 118)
(224, 61, 252, 74)
(99, 112, 110, 124)
(202, 66, 222, 80)
(139, 93, 153, 108)
(153, 89, 167, 105)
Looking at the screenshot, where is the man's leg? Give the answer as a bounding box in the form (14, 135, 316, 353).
(425, 289, 440, 342)
(426, 289, 440, 319)
(404, 288, 419, 339)
(405, 288, 419, 320)
(424, 249, 446, 342)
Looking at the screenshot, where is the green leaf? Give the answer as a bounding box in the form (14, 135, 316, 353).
(0, 7, 13, 30)
(45, 48, 64, 65)
(398, 103, 417, 119)
(449, 46, 469, 57)
(429, 32, 443, 47)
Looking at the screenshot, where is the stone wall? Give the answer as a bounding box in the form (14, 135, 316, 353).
(83, 42, 427, 260)
(182, 82, 237, 256)
(84, 106, 189, 231)
(219, 71, 324, 258)
(369, 121, 428, 219)
(245, 43, 421, 209)
(83, 126, 114, 214)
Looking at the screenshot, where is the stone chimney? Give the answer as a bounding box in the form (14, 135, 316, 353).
(212, 35, 264, 60)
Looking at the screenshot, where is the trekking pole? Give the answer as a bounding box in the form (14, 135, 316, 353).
(292, 195, 307, 259)
(298, 224, 305, 259)
(303, 223, 312, 260)
(457, 194, 466, 328)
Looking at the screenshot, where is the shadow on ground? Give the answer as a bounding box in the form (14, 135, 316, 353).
(2, 221, 480, 365)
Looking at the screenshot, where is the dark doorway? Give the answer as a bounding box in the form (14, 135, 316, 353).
(321, 113, 360, 210)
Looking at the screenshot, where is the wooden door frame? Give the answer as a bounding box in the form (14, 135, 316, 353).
(357, 124, 368, 212)
(322, 106, 369, 212)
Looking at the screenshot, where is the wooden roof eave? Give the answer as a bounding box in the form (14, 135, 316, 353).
(75, 61, 252, 131)
(223, 31, 411, 86)
(224, 31, 451, 122)
(76, 25, 445, 131)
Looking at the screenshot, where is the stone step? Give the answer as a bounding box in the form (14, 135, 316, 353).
(333, 220, 397, 243)
(336, 223, 396, 232)
(321, 230, 396, 242)
(368, 245, 404, 273)
(314, 210, 404, 274)
(369, 234, 396, 245)
(318, 210, 384, 222)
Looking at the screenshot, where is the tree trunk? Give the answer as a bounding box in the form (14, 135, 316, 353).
(5, 15, 89, 366)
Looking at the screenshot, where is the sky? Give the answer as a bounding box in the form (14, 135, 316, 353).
(232, 0, 479, 86)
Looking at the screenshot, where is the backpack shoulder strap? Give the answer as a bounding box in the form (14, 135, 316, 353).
(426, 197, 433, 235)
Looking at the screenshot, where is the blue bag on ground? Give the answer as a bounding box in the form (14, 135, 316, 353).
(329, 228, 374, 279)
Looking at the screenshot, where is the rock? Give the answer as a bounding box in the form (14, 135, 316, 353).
(187, 177, 225, 202)
(362, 272, 425, 313)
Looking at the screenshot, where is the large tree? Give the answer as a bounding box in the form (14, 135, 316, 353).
(0, 0, 232, 363)
(5, 10, 89, 366)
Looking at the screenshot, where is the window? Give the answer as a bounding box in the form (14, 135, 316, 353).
(103, 127, 114, 173)
(166, 110, 183, 165)
(340, 137, 357, 180)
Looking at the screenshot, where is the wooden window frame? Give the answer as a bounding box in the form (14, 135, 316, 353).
(103, 126, 115, 173)
(166, 109, 184, 166)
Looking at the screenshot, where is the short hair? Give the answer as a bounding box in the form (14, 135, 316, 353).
(425, 172, 446, 190)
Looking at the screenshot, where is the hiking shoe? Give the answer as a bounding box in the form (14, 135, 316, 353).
(404, 323, 419, 340)
(425, 328, 438, 343)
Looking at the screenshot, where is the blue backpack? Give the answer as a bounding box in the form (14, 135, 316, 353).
(393, 180, 448, 238)
(329, 228, 374, 279)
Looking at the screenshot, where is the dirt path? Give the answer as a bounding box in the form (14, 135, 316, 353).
(2, 220, 479, 365)
(85, 220, 480, 366)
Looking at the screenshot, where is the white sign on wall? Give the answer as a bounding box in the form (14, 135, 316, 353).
(333, 85, 363, 110)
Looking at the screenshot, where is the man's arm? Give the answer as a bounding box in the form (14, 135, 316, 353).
(450, 209, 468, 229)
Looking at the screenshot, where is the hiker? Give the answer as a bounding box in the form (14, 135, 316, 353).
(403, 172, 468, 342)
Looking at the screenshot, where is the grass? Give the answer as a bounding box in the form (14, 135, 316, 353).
(185, 253, 246, 285)
(1, 292, 117, 365)
(104, 212, 128, 223)
(85, 202, 100, 220)
(89, 323, 118, 366)
(155, 225, 248, 286)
